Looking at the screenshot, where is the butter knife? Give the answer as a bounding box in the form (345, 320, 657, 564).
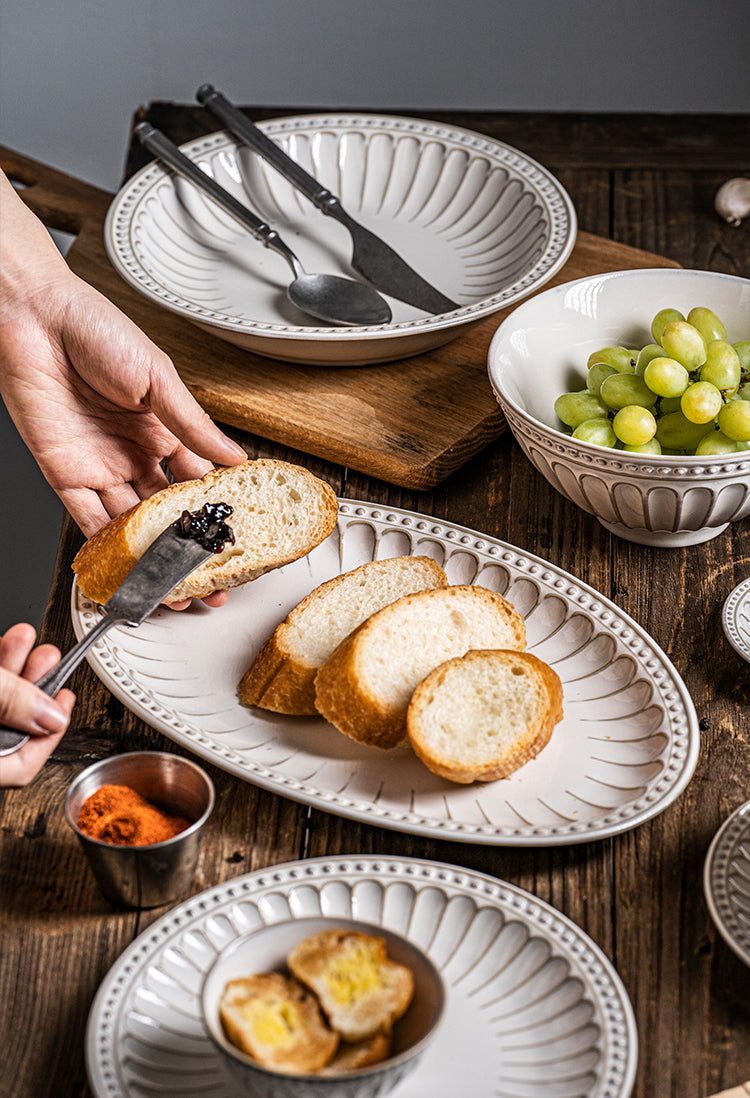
(0, 526, 214, 756)
(196, 84, 460, 315)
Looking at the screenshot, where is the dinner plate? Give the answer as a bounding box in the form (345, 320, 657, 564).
(704, 799, 750, 968)
(85, 856, 638, 1098)
(104, 114, 576, 364)
(71, 501, 699, 847)
(721, 578, 750, 664)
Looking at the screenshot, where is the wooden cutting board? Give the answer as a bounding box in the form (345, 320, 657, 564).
(2, 145, 679, 489)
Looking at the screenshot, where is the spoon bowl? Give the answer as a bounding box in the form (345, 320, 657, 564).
(135, 123, 391, 328)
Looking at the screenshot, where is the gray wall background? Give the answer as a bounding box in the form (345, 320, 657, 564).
(0, 0, 748, 632)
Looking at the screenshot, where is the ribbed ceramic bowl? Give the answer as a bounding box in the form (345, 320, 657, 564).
(201, 916, 445, 1098)
(105, 113, 576, 365)
(488, 268, 750, 546)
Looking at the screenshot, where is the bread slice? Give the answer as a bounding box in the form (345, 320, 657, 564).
(287, 930, 414, 1044)
(319, 1032, 391, 1075)
(314, 585, 526, 749)
(240, 556, 448, 715)
(72, 459, 338, 605)
(218, 971, 338, 1073)
(407, 649, 564, 783)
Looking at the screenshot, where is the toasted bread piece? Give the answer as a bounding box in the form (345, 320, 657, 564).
(407, 649, 564, 783)
(319, 1032, 392, 1075)
(240, 556, 448, 715)
(288, 930, 414, 1044)
(314, 585, 526, 749)
(72, 459, 337, 605)
(219, 972, 338, 1073)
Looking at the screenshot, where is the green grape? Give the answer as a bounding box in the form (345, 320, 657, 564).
(600, 372, 658, 411)
(655, 411, 714, 450)
(717, 399, 750, 441)
(658, 396, 683, 414)
(572, 418, 618, 448)
(661, 321, 708, 370)
(587, 362, 618, 395)
(643, 356, 690, 398)
(695, 430, 738, 455)
(680, 381, 723, 424)
(586, 346, 637, 373)
(554, 390, 609, 428)
(623, 438, 663, 455)
(686, 306, 727, 344)
(612, 405, 657, 446)
(635, 344, 664, 376)
(652, 308, 685, 344)
(699, 340, 741, 396)
(733, 340, 750, 372)
(737, 381, 750, 401)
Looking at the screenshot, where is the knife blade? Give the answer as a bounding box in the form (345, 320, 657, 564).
(0, 526, 214, 756)
(196, 84, 460, 315)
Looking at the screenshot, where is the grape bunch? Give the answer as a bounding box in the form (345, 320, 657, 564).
(554, 306, 750, 455)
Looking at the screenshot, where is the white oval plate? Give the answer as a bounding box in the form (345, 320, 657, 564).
(85, 856, 637, 1098)
(722, 578, 750, 664)
(71, 501, 699, 847)
(105, 114, 576, 364)
(704, 799, 750, 968)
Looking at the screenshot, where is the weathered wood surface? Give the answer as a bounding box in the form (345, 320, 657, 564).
(1, 109, 749, 1098)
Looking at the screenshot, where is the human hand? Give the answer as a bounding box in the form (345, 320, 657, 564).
(0, 624, 76, 788)
(0, 172, 248, 610)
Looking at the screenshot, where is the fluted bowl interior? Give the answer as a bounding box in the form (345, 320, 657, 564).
(487, 268, 750, 546)
(200, 916, 445, 1098)
(105, 113, 576, 365)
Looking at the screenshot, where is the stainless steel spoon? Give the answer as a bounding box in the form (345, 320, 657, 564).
(135, 123, 392, 327)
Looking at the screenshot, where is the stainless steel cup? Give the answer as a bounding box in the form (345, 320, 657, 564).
(64, 751, 214, 909)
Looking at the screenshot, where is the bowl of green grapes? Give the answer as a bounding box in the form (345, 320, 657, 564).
(487, 268, 750, 546)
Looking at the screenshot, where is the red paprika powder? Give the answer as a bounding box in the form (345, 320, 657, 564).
(78, 783, 190, 846)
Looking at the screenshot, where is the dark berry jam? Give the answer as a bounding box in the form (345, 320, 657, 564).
(172, 502, 236, 553)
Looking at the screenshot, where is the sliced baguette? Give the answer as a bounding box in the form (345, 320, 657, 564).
(287, 930, 414, 1044)
(72, 459, 337, 605)
(240, 555, 448, 715)
(319, 1032, 391, 1075)
(407, 649, 564, 783)
(314, 585, 526, 749)
(218, 972, 338, 1073)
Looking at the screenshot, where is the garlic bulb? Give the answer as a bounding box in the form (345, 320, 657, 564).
(714, 177, 750, 227)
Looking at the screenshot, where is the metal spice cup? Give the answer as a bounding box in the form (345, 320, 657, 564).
(64, 751, 215, 909)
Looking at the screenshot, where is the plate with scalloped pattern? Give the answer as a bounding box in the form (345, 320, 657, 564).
(704, 799, 750, 967)
(722, 578, 750, 665)
(104, 114, 576, 364)
(85, 856, 637, 1098)
(70, 501, 699, 846)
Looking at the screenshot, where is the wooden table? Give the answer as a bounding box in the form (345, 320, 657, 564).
(1, 108, 749, 1098)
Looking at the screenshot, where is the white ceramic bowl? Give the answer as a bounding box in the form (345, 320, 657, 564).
(201, 916, 445, 1098)
(488, 268, 750, 546)
(105, 113, 576, 365)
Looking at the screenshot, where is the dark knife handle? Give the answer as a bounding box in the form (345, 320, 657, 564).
(197, 84, 345, 221)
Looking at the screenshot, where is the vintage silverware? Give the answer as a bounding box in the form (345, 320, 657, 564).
(135, 122, 392, 327)
(196, 84, 460, 315)
(0, 525, 216, 756)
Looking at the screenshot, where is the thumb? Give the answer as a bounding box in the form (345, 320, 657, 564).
(0, 666, 71, 736)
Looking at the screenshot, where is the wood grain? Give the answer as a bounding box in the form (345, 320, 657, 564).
(1, 109, 749, 1098)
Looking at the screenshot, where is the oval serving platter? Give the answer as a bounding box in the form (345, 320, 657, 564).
(71, 501, 699, 846)
(85, 856, 637, 1098)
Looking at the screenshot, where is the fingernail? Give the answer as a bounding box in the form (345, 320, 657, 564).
(224, 438, 247, 460)
(34, 697, 69, 735)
